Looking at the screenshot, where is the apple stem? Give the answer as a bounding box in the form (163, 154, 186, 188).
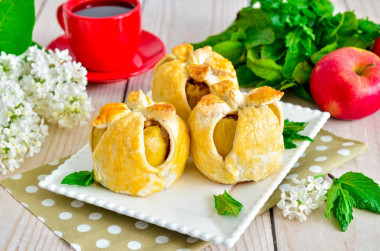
(356, 63, 376, 75)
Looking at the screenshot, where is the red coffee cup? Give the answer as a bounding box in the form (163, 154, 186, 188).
(57, 0, 141, 72)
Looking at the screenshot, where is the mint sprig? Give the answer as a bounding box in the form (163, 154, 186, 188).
(325, 172, 380, 231)
(214, 190, 243, 217)
(283, 119, 313, 149)
(61, 170, 94, 186)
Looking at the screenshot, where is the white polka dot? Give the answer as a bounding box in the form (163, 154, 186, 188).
(48, 160, 59, 166)
(300, 152, 306, 158)
(89, 212, 102, 220)
(292, 162, 300, 168)
(5, 189, 11, 194)
(21, 203, 28, 208)
(77, 224, 91, 232)
(71, 200, 84, 208)
(286, 174, 298, 180)
(309, 165, 322, 173)
(321, 135, 333, 142)
(108, 225, 121, 234)
(59, 212, 72, 220)
(37, 174, 47, 181)
(25, 186, 38, 193)
(96, 239, 110, 249)
(71, 244, 81, 251)
(155, 236, 169, 244)
(135, 221, 148, 229)
(127, 241, 141, 250)
(37, 216, 45, 222)
(186, 237, 199, 243)
(337, 149, 350, 156)
(42, 199, 55, 207)
(315, 156, 327, 162)
(54, 231, 62, 237)
(316, 145, 328, 151)
(343, 142, 355, 146)
(11, 173, 22, 180)
(279, 184, 291, 192)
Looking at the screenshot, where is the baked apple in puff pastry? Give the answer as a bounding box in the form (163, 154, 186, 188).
(152, 43, 239, 120)
(188, 86, 284, 185)
(89, 90, 190, 196)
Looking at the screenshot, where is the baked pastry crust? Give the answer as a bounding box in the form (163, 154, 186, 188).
(152, 43, 239, 120)
(89, 90, 190, 196)
(187, 86, 284, 184)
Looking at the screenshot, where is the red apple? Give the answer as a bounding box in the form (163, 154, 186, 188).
(372, 37, 380, 57)
(310, 47, 380, 120)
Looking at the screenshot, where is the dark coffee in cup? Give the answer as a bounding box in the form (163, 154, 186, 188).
(73, 1, 135, 18)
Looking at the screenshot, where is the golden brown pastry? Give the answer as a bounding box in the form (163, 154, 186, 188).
(188, 86, 284, 185)
(89, 90, 190, 196)
(152, 43, 239, 120)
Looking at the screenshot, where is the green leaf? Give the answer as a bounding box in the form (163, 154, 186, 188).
(214, 190, 243, 217)
(213, 41, 245, 65)
(0, 0, 35, 55)
(291, 85, 314, 102)
(310, 42, 338, 64)
(61, 170, 94, 186)
(325, 179, 341, 218)
(261, 39, 286, 61)
(245, 27, 275, 48)
(292, 61, 312, 84)
(332, 188, 355, 232)
(247, 57, 283, 81)
(191, 26, 235, 50)
(337, 11, 358, 36)
(283, 50, 307, 79)
(340, 172, 380, 214)
(282, 119, 313, 149)
(236, 65, 262, 87)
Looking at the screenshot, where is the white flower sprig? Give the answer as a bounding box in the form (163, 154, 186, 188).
(0, 77, 48, 174)
(0, 46, 93, 174)
(277, 176, 331, 222)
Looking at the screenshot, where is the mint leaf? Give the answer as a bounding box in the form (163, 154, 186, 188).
(340, 172, 380, 214)
(214, 190, 243, 217)
(282, 119, 313, 149)
(247, 57, 283, 81)
(332, 188, 355, 232)
(325, 178, 341, 218)
(0, 0, 35, 55)
(61, 170, 94, 186)
(213, 41, 245, 65)
(292, 61, 313, 84)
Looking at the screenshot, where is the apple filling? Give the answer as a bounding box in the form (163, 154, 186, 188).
(91, 127, 107, 151)
(213, 114, 238, 159)
(185, 78, 210, 109)
(143, 120, 170, 167)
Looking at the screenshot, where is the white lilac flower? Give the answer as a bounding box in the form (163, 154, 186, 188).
(0, 77, 48, 174)
(0, 45, 93, 174)
(19, 46, 93, 128)
(277, 175, 331, 222)
(307, 176, 324, 191)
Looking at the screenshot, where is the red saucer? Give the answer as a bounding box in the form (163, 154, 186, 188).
(47, 30, 165, 83)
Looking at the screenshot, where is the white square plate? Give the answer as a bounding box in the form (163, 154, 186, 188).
(39, 102, 329, 247)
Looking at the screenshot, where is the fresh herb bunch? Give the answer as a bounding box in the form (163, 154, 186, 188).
(192, 0, 380, 101)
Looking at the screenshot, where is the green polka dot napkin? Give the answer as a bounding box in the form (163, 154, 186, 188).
(0, 129, 367, 251)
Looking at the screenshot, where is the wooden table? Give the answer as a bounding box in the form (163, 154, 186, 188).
(1, 0, 380, 250)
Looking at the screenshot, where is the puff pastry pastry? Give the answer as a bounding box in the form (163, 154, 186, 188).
(188, 86, 284, 184)
(152, 43, 239, 120)
(89, 90, 190, 196)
